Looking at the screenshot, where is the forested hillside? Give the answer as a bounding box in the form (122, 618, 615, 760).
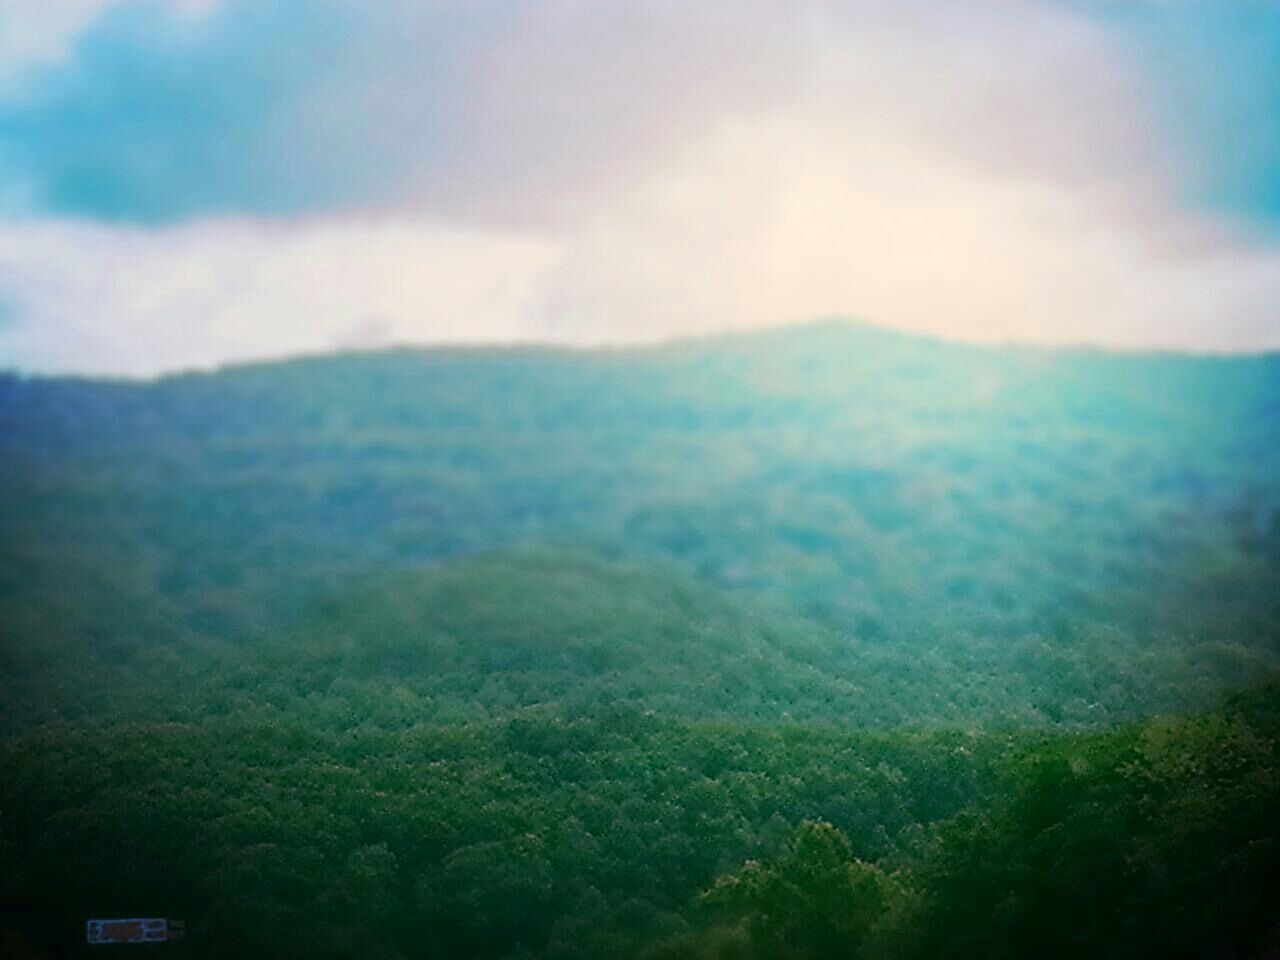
(2, 321, 1278, 957)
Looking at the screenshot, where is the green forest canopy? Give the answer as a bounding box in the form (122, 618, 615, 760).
(1, 321, 1278, 957)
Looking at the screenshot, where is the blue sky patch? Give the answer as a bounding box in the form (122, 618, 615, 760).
(0, 0, 465, 222)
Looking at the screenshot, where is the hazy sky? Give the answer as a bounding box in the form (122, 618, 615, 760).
(1, 0, 1279, 374)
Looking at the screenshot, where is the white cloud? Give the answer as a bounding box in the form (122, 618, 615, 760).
(530, 108, 1280, 351)
(0, 217, 560, 375)
(0, 0, 218, 86)
(0, 0, 113, 83)
(1, 0, 1278, 374)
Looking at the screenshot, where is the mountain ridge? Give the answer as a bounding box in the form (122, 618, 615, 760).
(6, 317, 1280, 385)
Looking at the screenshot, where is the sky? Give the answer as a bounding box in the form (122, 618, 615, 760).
(0, 0, 1278, 375)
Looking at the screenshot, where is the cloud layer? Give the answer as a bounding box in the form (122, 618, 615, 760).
(1, 0, 1278, 374)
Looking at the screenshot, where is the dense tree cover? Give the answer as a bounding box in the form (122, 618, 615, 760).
(3, 322, 1278, 731)
(1, 322, 1278, 956)
(2, 687, 1276, 958)
(1, 706, 1002, 958)
(677, 684, 1280, 960)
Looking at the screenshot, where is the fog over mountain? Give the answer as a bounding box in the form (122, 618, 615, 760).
(3, 4, 1279, 957)
(3, 322, 1279, 956)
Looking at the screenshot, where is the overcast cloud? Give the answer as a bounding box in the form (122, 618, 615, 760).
(0, 0, 1278, 374)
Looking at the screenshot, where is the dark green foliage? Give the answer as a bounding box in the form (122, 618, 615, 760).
(697, 820, 911, 959)
(1, 322, 1278, 957)
(912, 684, 1280, 960)
(665, 686, 1280, 960)
(0, 712, 1002, 958)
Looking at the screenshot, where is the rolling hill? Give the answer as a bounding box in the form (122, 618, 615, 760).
(2, 321, 1277, 731)
(2, 321, 1279, 958)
